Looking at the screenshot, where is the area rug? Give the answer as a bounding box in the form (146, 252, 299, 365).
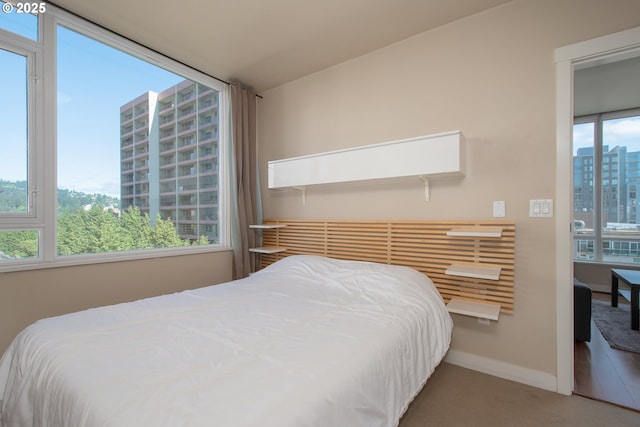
(591, 299, 640, 354)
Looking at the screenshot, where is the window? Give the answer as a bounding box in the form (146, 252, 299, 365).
(0, 4, 228, 269)
(0, 4, 43, 263)
(573, 110, 640, 264)
(0, 47, 29, 214)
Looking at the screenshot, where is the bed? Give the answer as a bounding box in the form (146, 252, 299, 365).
(0, 255, 452, 427)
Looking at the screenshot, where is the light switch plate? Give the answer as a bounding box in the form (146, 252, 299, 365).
(493, 201, 505, 218)
(530, 199, 553, 217)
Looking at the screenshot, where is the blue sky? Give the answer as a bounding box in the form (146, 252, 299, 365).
(573, 116, 640, 155)
(56, 26, 183, 196)
(1, 11, 184, 197)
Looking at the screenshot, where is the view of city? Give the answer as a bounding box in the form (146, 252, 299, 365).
(119, 80, 220, 242)
(0, 14, 222, 260)
(573, 116, 640, 263)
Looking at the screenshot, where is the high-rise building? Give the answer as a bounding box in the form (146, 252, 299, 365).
(573, 145, 637, 226)
(574, 144, 640, 261)
(120, 80, 219, 242)
(573, 146, 595, 221)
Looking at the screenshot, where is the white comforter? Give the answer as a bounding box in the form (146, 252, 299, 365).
(0, 255, 452, 427)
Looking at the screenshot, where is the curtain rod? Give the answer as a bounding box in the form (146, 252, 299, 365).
(46, 1, 263, 98)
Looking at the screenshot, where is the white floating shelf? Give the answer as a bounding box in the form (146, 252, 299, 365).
(446, 228, 503, 238)
(249, 247, 287, 254)
(447, 298, 501, 321)
(445, 264, 501, 281)
(249, 224, 287, 229)
(268, 130, 465, 189)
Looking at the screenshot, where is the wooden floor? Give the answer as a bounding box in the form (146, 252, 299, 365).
(574, 292, 640, 411)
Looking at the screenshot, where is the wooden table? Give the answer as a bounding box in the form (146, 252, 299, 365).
(611, 268, 640, 331)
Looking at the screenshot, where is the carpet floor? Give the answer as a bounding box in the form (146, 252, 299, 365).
(399, 362, 639, 426)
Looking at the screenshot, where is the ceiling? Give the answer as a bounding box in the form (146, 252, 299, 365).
(51, 0, 512, 93)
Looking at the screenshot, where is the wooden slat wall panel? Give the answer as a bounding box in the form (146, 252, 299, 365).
(258, 219, 515, 314)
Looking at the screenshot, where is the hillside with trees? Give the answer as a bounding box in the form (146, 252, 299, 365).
(0, 180, 208, 260)
(0, 180, 29, 212)
(0, 180, 120, 213)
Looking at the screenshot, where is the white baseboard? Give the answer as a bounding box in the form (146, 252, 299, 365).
(444, 349, 558, 392)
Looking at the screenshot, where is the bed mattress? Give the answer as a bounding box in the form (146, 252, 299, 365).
(0, 255, 452, 426)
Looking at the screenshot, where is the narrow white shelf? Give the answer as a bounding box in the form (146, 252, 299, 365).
(447, 298, 501, 321)
(446, 228, 502, 238)
(249, 224, 287, 229)
(268, 130, 465, 189)
(249, 246, 287, 254)
(445, 264, 501, 281)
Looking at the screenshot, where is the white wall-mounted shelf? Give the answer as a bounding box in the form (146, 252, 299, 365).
(249, 246, 287, 254)
(249, 224, 287, 229)
(249, 224, 287, 257)
(267, 131, 465, 202)
(445, 264, 501, 281)
(446, 228, 503, 238)
(447, 298, 501, 321)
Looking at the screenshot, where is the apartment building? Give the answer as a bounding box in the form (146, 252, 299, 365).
(574, 145, 640, 226)
(120, 80, 219, 242)
(574, 144, 640, 261)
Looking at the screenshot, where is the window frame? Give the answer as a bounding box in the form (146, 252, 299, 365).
(573, 108, 640, 265)
(0, 35, 42, 223)
(0, 5, 230, 273)
(0, 20, 45, 266)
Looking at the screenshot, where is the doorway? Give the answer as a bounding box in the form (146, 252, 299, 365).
(555, 27, 640, 399)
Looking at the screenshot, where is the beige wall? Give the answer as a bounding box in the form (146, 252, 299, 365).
(257, 0, 640, 377)
(0, 250, 233, 354)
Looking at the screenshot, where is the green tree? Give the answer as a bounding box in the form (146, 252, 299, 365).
(0, 180, 28, 212)
(193, 235, 210, 246)
(0, 230, 38, 258)
(57, 205, 190, 255)
(120, 206, 153, 249)
(2, 180, 193, 257)
(57, 206, 125, 254)
(57, 209, 92, 255)
(150, 214, 188, 248)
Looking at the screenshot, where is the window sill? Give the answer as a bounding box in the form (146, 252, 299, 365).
(574, 259, 640, 268)
(0, 245, 232, 274)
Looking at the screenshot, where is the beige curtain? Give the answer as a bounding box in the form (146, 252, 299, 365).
(230, 82, 259, 279)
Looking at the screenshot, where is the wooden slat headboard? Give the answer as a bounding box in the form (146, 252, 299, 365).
(257, 219, 516, 314)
